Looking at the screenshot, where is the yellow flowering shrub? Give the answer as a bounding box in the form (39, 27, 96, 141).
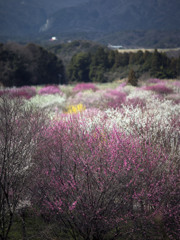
(66, 103, 86, 114)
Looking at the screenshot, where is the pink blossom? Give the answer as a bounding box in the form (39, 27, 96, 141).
(69, 201, 77, 211)
(38, 85, 62, 95)
(73, 83, 98, 92)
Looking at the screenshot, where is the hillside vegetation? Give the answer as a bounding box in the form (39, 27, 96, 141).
(0, 42, 65, 87)
(1, 41, 180, 87)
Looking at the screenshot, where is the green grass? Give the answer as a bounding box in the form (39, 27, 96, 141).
(8, 211, 73, 240)
(7, 210, 171, 240)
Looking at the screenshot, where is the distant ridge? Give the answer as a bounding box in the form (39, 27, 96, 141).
(0, 0, 180, 47)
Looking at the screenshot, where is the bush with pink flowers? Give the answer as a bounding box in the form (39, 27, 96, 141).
(38, 85, 62, 95)
(73, 83, 98, 92)
(0, 86, 36, 99)
(125, 97, 146, 108)
(147, 78, 162, 84)
(105, 89, 127, 108)
(145, 83, 173, 95)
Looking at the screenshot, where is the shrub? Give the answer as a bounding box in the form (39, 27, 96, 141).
(27, 94, 66, 112)
(105, 89, 127, 109)
(145, 83, 173, 95)
(65, 103, 86, 114)
(172, 80, 180, 88)
(38, 85, 62, 95)
(127, 69, 138, 86)
(0, 89, 7, 97)
(0, 86, 36, 99)
(73, 83, 98, 92)
(66, 90, 107, 109)
(147, 78, 162, 84)
(125, 97, 146, 108)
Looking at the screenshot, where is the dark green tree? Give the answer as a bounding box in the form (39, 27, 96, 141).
(67, 52, 91, 82)
(129, 51, 144, 65)
(88, 47, 109, 82)
(176, 56, 180, 76)
(142, 51, 153, 72)
(0, 43, 66, 87)
(128, 69, 138, 86)
(25, 43, 65, 85)
(114, 52, 129, 68)
(108, 50, 115, 69)
(89, 66, 106, 83)
(0, 48, 31, 87)
(91, 47, 109, 69)
(150, 49, 162, 77)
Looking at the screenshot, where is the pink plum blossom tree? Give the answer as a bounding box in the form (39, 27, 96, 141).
(31, 116, 179, 240)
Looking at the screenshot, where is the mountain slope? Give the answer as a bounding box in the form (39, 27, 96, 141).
(49, 0, 180, 33)
(0, 0, 180, 47)
(0, 0, 87, 37)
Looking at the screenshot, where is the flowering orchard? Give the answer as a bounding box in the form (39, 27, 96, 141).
(0, 80, 180, 239)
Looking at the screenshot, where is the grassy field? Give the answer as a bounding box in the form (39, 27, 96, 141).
(118, 47, 180, 53)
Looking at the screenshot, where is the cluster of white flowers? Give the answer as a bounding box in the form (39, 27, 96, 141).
(60, 108, 106, 133)
(167, 80, 180, 94)
(26, 94, 66, 111)
(103, 96, 180, 154)
(66, 90, 108, 108)
(126, 88, 154, 100)
(123, 85, 137, 94)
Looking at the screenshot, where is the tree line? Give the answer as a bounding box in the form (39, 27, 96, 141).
(0, 43, 66, 87)
(0, 42, 180, 88)
(67, 47, 180, 83)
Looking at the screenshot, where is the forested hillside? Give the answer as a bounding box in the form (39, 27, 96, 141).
(0, 42, 65, 87)
(0, 41, 180, 87)
(66, 47, 180, 83)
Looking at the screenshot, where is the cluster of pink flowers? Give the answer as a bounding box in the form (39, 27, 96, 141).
(72, 83, 98, 92)
(144, 83, 173, 94)
(147, 78, 162, 84)
(31, 112, 180, 239)
(38, 85, 62, 95)
(1, 79, 180, 239)
(105, 89, 127, 108)
(0, 86, 36, 99)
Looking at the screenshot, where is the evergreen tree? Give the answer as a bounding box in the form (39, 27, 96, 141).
(0, 43, 66, 87)
(129, 51, 144, 65)
(128, 69, 138, 86)
(67, 52, 91, 82)
(176, 56, 180, 76)
(150, 49, 162, 77)
(89, 66, 105, 83)
(91, 47, 109, 69)
(108, 50, 115, 69)
(114, 52, 129, 68)
(142, 51, 153, 71)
